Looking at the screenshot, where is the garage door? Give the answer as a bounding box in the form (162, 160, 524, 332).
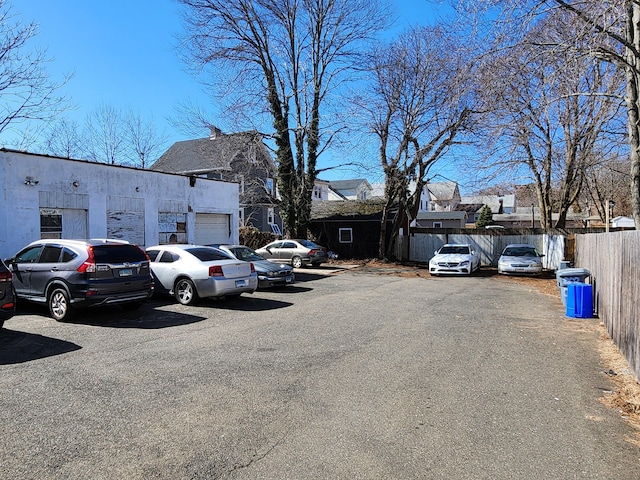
(195, 214, 230, 245)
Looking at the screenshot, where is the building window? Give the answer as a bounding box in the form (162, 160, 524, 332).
(339, 228, 353, 243)
(433, 222, 442, 228)
(40, 208, 62, 239)
(266, 178, 275, 196)
(267, 207, 275, 224)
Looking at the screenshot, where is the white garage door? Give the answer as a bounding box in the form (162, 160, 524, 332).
(195, 214, 230, 245)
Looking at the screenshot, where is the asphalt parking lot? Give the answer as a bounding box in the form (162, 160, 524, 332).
(1, 266, 639, 479)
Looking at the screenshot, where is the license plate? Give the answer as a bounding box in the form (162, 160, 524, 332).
(235, 279, 247, 287)
(119, 268, 133, 277)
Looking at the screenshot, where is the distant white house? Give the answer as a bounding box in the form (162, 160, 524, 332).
(611, 216, 635, 228)
(416, 181, 461, 212)
(313, 178, 373, 201)
(0, 149, 240, 259)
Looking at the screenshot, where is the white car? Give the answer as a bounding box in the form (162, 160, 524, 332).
(497, 244, 544, 275)
(429, 244, 480, 276)
(146, 244, 258, 305)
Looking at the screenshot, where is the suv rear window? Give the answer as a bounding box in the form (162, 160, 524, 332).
(93, 245, 147, 263)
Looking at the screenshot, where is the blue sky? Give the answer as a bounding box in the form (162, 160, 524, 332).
(11, 0, 456, 182)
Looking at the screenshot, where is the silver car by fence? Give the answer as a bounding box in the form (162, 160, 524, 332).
(497, 244, 544, 275)
(256, 239, 328, 268)
(146, 245, 258, 305)
(429, 244, 480, 276)
(213, 244, 295, 289)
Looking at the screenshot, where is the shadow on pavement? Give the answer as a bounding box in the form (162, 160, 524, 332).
(65, 304, 208, 329)
(0, 328, 81, 364)
(197, 296, 293, 312)
(290, 272, 329, 283)
(258, 285, 313, 294)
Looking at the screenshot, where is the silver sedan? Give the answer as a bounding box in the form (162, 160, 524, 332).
(146, 245, 258, 305)
(497, 244, 544, 275)
(256, 239, 328, 268)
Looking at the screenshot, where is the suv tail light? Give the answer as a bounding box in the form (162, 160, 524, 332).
(209, 265, 223, 277)
(77, 246, 97, 273)
(0, 270, 12, 282)
(250, 262, 255, 273)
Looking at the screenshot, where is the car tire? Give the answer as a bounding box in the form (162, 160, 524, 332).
(174, 278, 199, 305)
(48, 287, 74, 322)
(291, 256, 303, 269)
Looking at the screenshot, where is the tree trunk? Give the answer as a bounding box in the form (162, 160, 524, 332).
(627, 4, 640, 229)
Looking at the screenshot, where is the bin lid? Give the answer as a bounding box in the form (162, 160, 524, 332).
(557, 267, 590, 277)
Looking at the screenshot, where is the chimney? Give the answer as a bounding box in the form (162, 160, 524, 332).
(209, 126, 222, 139)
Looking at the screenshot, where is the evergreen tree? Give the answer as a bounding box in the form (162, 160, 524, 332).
(476, 205, 493, 228)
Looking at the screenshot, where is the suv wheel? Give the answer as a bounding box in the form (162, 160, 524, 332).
(175, 278, 199, 305)
(291, 256, 303, 269)
(48, 287, 74, 321)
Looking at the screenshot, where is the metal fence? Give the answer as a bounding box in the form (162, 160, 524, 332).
(575, 231, 640, 377)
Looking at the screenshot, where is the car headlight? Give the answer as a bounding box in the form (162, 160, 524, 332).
(460, 260, 469, 266)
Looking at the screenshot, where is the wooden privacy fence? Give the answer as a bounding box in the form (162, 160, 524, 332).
(400, 229, 566, 269)
(575, 231, 640, 377)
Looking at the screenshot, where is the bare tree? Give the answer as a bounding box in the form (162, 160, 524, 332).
(0, 0, 69, 142)
(463, 0, 639, 227)
(476, 12, 625, 228)
(548, 0, 640, 229)
(43, 118, 83, 158)
(179, 0, 390, 238)
(124, 111, 168, 168)
(83, 103, 124, 164)
(582, 156, 632, 222)
(357, 26, 475, 258)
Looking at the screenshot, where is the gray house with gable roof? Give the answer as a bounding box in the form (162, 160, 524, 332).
(151, 127, 283, 235)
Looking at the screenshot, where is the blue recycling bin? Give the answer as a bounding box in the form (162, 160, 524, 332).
(566, 283, 593, 318)
(556, 267, 590, 306)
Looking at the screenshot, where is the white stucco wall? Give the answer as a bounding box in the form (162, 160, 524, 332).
(0, 150, 240, 259)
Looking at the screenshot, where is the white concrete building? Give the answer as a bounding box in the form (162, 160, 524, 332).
(0, 149, 241, 259)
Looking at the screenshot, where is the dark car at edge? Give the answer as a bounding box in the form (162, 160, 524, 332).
(213, 244, 295, 289)
(0, 259, 16, 328)
(5, 239, 154, 321)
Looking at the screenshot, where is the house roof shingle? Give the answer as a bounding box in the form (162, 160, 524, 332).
(311, 199, 387, 221)
(150, 130, 269, 174)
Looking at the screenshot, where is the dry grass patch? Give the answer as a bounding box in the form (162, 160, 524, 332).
(597, 325, 640, 444)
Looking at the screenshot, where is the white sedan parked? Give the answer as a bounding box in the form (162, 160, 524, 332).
(146, 244, 258, 305)
(429, 244, 480, 276)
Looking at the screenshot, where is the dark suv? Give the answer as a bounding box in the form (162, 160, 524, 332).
(0, 259, 16, 328)
(5, 239, 154, 321)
